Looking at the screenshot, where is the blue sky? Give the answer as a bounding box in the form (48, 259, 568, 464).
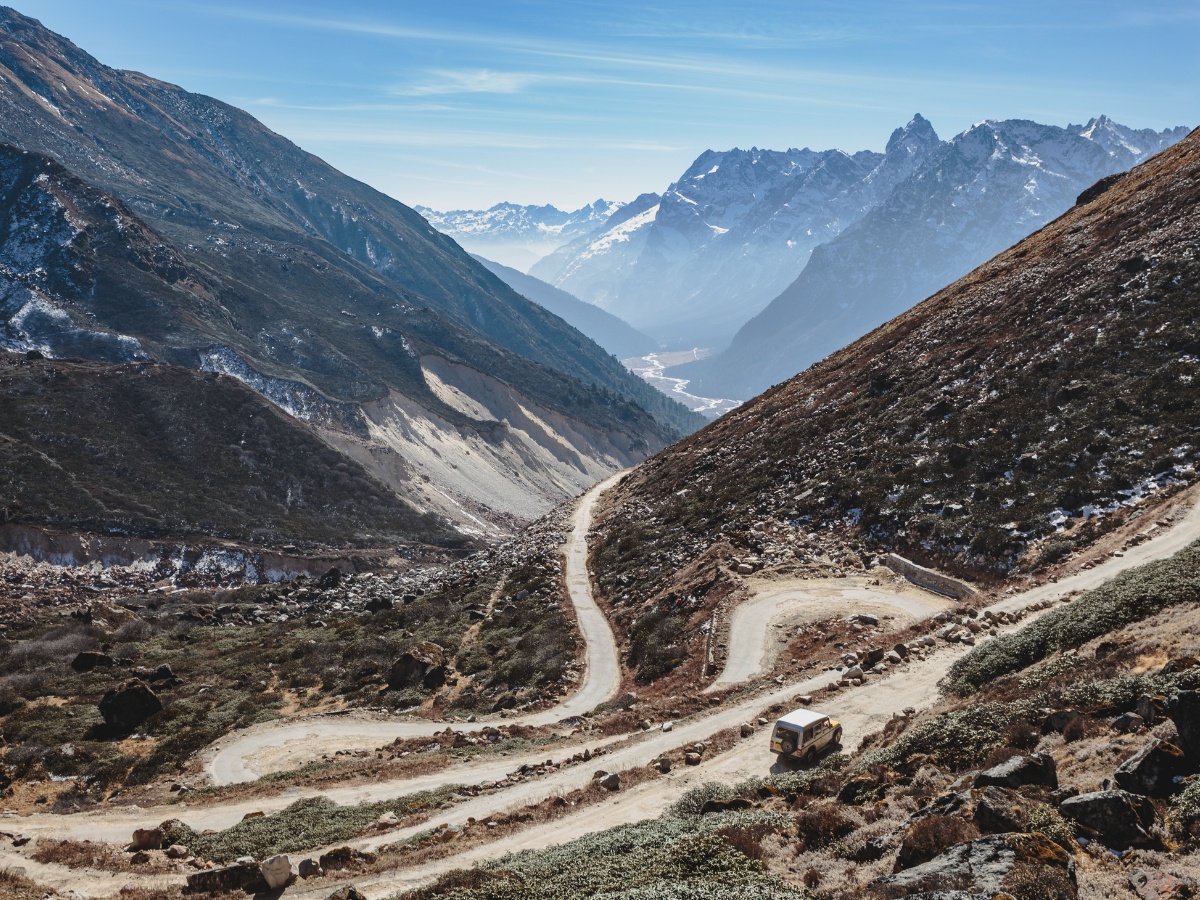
(12, 1, 1199, 210)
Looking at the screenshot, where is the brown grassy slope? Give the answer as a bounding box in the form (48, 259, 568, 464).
(593, 127, 1200, 683)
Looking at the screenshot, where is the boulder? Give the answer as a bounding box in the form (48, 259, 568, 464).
(318, 846, 374, 872)
(892, 642, 909, 659)
(129, 827, 164, 851)
(130, 851, 151, 865)
(185, 861, 267, 894)
(975, 752, 1057, 789)
(739, 722, 754, 737)
(1166, 691, 1200, 759)
(684, 752, 702, 766)
(868, 833, 1076, 899)
(318, 567, 342, 589)
(71, 651, 116, 673)
(1136, 694, 1165, 726)
(165, 844, 190, 860)
(260, 854, 295, 890)
(1060, 789, 1160, 848)
(99, 679, 162, 731)
(1115, 739, 1191, 798)
(297, 858, 323, 878)
(1113, 712, 1146, 733)
(598, 772, 621, 791)
(972, 786, 1031, 834)
(1044, 709, 1081, 733)
(1129, 867, 1197, 900)
(326, 887, 367, 900)
(387, 642, 447, 690)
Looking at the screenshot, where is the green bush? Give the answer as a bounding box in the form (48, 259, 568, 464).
(164, 789, 459, 862)
(400, 812, 805, 900)
(944, 540, 1200, 695)
(864, 704, 1021, 771)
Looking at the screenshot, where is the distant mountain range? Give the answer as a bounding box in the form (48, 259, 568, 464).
(417, 201, 622, 271)
(0, 7, 703, 546)
(430, 115, 1187, 400)
(680, 115, 1191, 399)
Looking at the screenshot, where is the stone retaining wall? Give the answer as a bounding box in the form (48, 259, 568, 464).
(886, 553, 979, 601)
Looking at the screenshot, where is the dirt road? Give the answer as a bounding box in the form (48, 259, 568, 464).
(710, 576, 955, 689)
(14, 488, 1200, 897)
(205, 473, 626, 786)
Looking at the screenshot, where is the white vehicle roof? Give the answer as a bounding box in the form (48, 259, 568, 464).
(776, 709, 828, 729)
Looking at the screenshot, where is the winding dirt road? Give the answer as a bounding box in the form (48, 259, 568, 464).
(12, 485, 1200, 897)
(204, 472, 625, 786)
(709, 576, 955, 689)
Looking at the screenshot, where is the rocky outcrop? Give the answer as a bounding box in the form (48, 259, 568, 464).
(388, 642, 448, 691)
(98, 678, 162, 731)
(1166, 691, 1200, 759)
(1115, 739, 1190, 797)
(184, 861, 267, 894)
(868, 833, 1076, 899)
(975, 753, 1058, 790)
(1060, 790, 1160, 848)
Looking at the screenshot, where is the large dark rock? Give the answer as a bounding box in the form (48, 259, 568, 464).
(1060, 789, 1160, 848)
(71, 651, 115, 673)
(1115, 739, 1191, 798)
(184, 861, 267, 894)
(973, 786, 1031, 834)
(98, 678, 162, 731)
(1166, 691, 1200, 759)
(387, 642, 446, 691)
(868, 833, 1076, 899)
(975, 752, 1057, 790)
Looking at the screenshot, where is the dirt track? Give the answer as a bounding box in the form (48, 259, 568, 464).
(11, 486, 1200, 897)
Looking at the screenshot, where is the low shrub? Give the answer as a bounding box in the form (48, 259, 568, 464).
(944, 540, 1200, 696)
(1027, 802, 1076, 850)
(795, 804, 856, 852)
(895, 815, 979, 870)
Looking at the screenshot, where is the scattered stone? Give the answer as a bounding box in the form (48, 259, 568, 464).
(869, 833, 1076, 899)
(1113, 712, 1146, 733)
(661, 721, 673, 733)
(71, 651, 116, 673)
(242, 811, 265, 820)
(11, 833, 30, 847)
(99, 679, 162, 731)
(1114, 739, 1190, 798)
(1060, 789, 1160, 848)
(1129, 867, 1196, 900)
(130, 851, 150, 865)
(684, 752, 702, 766)
(326, 887, 367, 900)
(1044, 709, 1081, 733)
(261, 854, 295, 890)
(975, 752, 1057, 790)
(185, 861, 267, 894)
(165, 844, 189, 859)
(598, 772, 621, 791)
(1166, 691, 1200, 759)
(129, 827, 164, 852)
(1136, 694, 1165, 726)
(739, 722, 754, 738)
(376, 811, 400, 827)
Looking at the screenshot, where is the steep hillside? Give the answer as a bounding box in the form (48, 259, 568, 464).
(472, 255, 657, 360)
(0, 8, 698, 536)
(685, 116, 1190, 398)
(0, 350, 460, 549)
(591, 127, 1200, 684)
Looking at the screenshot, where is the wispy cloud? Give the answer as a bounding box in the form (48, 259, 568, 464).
(397, 69, 543, 97)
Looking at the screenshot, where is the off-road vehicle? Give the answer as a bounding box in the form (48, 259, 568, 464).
(770, 708, 842, 763)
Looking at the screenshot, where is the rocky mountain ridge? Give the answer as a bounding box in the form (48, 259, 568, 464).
(685, 115, 1191, 398)
(0, 7, 702, 542)
(416, 200, 623, 271)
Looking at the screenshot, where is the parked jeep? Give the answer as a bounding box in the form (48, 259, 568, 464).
(770, 709, 842, 763)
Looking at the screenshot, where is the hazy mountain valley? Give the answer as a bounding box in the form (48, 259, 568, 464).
(1, 5, 1199, 900)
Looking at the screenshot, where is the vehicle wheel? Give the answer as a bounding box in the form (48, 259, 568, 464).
(832, 727, 843, 746)
(780, 736, 797, 756)
(803, 747, 817, 765)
